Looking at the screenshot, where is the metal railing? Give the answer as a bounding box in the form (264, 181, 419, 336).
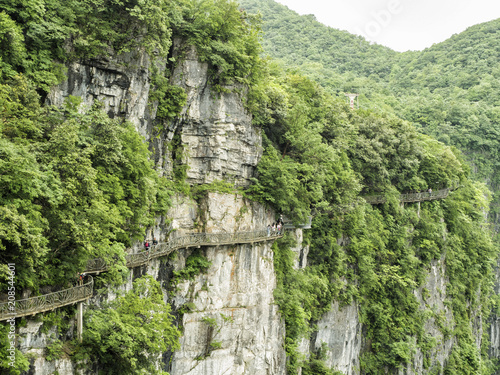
(0, 230, 281, 321)
(282, 216, 312, 230)
(0, 276, 93, 321)
(363, 188, 450, 205)
(85, 230, 281, 273)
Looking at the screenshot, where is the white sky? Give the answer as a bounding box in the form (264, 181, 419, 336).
(275, 0, 500, 52)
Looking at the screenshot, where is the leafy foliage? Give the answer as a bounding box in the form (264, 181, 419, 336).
(81, 275, 181, 374)
(175, 0, 263, 90)
(0, 324, 30, 375)
(0, 76, 170, 290)
(173, 248, 211, 280)
(247, 51, 492, 374)
(241, 0, 500, 227)
(237, 6, 500, 371)
(1, 0, 499, 374)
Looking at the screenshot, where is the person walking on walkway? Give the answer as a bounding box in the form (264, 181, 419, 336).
(78, 272, 86, 286)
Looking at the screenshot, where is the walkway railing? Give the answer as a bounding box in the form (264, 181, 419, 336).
(363, 188, 450, 205)
(0, 230, 281, 321)
(86, 230, 281, 273)
(0, 277, 93, 321)
(283, 216, 312, 230)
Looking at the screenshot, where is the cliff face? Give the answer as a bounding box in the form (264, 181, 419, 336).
(46, 49, 153, 134)
(26, 41, 281, 375)
(308, 301, 362, 375)
(168, 193, 285, 375)
(399, 257, 456, 375)
(166, 41, 262, 187)
(18, 41, 493, 375)
(489, 260, 500, 374)
(47, 40, 261, 188)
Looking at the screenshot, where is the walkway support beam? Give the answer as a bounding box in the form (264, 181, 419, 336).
(77, 302, 83, 342)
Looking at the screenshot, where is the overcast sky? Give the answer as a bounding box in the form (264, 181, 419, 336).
(275, 0, 500, 52)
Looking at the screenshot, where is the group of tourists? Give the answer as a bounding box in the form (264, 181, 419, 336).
(267, 215, 285, 236)
(77, 272, 86, 286)
(144, 237, 159, 252)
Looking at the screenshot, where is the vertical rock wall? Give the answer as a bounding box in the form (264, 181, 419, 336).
(167, 192, 285, 375)
(164, 41, 262, 186)
(45, 50, 154, 138)
(399, 257, 456, 375)
(46, 40, 261, 187)
(21, 39, 278, 374)
(312, 301, 362, 375)
(488, 259, 500, 374)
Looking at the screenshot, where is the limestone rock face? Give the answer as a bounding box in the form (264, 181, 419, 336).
(46, 50, 154, 138)
(312, 302, 362, 375)
(294, 253, 460, 375)
(17, 321, 78, 375)
(288, 229, 309, 269)
(167, 192, 285, 375)
(488, 259, 500, 373)
(47, 40, 261, 188)
(21, 39, 273, 373)
(167, 42, 262, 187)
(170, 243, 285, 375)
(398, 257, 455, 375)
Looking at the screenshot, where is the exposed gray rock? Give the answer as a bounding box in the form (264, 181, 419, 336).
(399, 257, 455, 375)
(47, 41, 261, 187)
(289, 229, 309, 269)
(168, 192, 285, 375)
(46, 49, 154, 138)
(171, 242, 285, 375)
(313, 301, 362, 375)
(17, 321, 82, 375)
(488, 258, 500, 373)
(167, 42, 262, 187)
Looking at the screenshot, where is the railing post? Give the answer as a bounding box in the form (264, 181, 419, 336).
(77, 301, 83, 342)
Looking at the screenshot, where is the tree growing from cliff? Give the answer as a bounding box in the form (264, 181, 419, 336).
(81, 276, 180, 374)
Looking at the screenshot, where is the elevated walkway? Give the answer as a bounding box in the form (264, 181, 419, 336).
(85, 230, 281, 274)
(363, 188, 450, 205)
(0, 277, 93, 321)
(0, 230, 281, 321)
(1, 187, 453, 321)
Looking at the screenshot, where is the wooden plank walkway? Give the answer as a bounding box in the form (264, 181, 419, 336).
(0, 187, 452, 321)
(0, 230, 281, 321)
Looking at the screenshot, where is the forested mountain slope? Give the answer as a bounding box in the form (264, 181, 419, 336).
(239, 0, 396, 77)
(240, 0, 500, 223)
(0, 1, 499, 375)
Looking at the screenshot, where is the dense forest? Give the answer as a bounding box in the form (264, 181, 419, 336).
(240, 0, 500, 225)
(0, 0, 498, 374)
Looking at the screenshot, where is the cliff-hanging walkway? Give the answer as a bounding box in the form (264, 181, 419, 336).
(0, 277, 94, 321)
(0, 189, 452, 321)
(363, 188, 450, 205)
(0, 230, 281, 321)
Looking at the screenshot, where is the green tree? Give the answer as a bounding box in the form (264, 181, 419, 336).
(82, 275, 181, 374)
